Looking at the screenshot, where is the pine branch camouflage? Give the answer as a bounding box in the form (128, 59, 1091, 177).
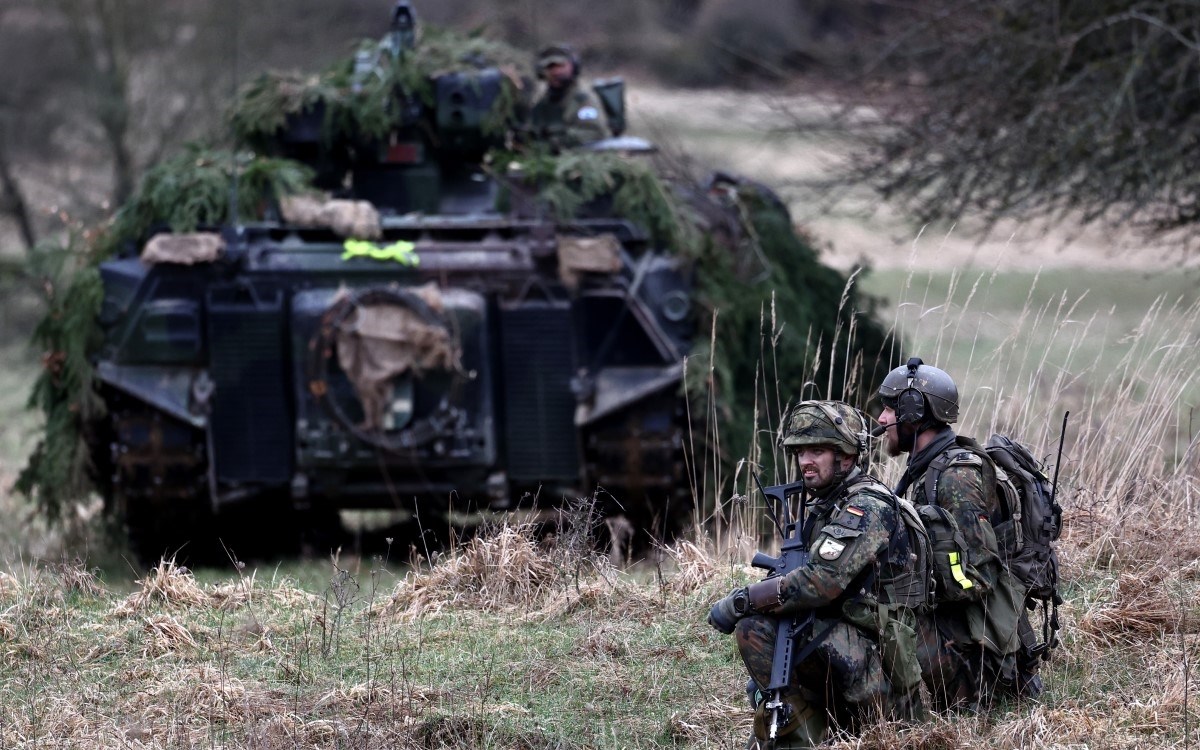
(17, 21, 896, 530)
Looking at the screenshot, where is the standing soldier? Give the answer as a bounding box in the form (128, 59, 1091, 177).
(528, 44, 611, 149)
(875, 357, 1037, 709)
(708, 400, 927, 749)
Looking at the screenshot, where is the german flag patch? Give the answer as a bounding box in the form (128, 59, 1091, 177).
(846, 506, 865, 517)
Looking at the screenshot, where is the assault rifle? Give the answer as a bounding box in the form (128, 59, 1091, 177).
(745, 474, 812, 744)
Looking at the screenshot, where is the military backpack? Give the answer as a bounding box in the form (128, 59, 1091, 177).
(838, 480, 935, 691)
(925, 434, 1063, 654)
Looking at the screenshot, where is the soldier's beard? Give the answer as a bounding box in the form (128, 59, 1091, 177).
(800, 465, 829, 490)
(883, 429, 902, 457)
(800, 456, 854, 491)
(883, 425, 913, 456)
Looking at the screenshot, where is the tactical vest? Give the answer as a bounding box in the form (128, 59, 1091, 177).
(832, 475, 933, 613)
(833, 475, 933, 692)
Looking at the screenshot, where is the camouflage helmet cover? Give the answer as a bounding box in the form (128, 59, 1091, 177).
(780, 400, 868, 456)
(877, 357, 959, 424)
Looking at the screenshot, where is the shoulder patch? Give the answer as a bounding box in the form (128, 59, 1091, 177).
(817, 537, 847, 561)
(576, 106, 600, 121)
(831, 507, 865, 530)
(822, 524, 862, 540)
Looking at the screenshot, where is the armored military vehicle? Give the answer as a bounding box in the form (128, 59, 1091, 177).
(82, 4, 712, 562)
(45, 3, 892, 563)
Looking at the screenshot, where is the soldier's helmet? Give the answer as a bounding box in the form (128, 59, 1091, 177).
(877, 357, 959, 424)
(780, 400, 868, 457)
(536, 43, 580, 77)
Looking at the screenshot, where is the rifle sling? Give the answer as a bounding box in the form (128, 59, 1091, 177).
(786, 616, 842, 675)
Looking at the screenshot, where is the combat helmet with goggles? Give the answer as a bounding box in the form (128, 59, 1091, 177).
(877, 357, 959, 427)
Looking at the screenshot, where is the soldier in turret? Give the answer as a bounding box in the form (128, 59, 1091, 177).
(528, 43, 611, 149)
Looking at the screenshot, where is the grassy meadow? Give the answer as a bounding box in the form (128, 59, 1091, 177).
(0, 262, 1197, 748)
(2, 88, 1200, 748)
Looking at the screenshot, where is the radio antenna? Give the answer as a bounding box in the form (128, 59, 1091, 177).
(1050, 411, 1070, 505)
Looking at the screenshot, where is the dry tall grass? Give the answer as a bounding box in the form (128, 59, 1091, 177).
(1, 261, 1198, 747)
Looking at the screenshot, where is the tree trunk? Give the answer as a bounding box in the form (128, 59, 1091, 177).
(0, 144, 36, 252)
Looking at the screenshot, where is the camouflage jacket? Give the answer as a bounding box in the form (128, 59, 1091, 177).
(529, 79, 609, 148)
(774, 468, 914, 616)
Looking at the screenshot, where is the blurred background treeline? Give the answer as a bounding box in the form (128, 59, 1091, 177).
(0, 0, 891, 252)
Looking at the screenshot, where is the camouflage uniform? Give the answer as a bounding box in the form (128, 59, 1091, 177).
(879, 358, 1028, 710)
(735, 468, 924, 747)
(529, 79, 610, 149)
(711, 401, 926, 749)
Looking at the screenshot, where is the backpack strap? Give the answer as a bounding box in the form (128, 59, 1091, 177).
(815, 476, 888, 604)
(923, 443, 982, 507)
(839, 475, 931, 611)
(923, 437, 1012, 524)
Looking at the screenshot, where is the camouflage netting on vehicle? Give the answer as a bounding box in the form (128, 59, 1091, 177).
(18, 149, 315, 521)
(97, 146, 315, 255)
(17, 241, 106, 523)
(19, 22, 895, 522)
(689, 182, 894, 481)
(232, 27, 530, 150)
(496, 148, 700, 252)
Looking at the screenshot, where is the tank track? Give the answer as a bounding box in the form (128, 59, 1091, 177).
(581, 394, 696, 544)
(97, 389, 213, 563)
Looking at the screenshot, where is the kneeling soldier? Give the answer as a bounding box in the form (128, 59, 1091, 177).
(709, 400, 928, 749)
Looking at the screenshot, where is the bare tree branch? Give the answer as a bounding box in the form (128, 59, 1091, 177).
(842, 0, 1200, 245)
(0, 141, 37, 251)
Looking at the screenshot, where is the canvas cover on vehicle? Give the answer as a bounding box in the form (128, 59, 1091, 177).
(334, 284, 460, 430)
(281, 195, 382, 239)
(557, 233, 622, 288)
(141, 232, 225, 265)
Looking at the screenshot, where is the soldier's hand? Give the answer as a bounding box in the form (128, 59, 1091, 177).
(707, 587, 750, 634)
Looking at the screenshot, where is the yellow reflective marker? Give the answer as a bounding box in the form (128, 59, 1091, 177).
(341, 239, 420, 266)
(948, 552, 975, 589)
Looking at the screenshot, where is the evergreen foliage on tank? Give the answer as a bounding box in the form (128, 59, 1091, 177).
(17, 150, 315, 522)
(18, 12, 894, 543)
